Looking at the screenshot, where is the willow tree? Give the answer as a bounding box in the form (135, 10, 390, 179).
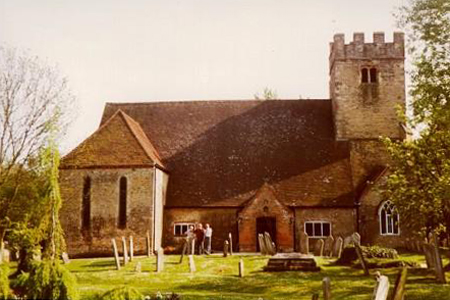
(384, 0, 450, 239)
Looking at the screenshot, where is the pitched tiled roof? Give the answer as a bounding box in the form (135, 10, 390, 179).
(61, 110, 164, 169)
(100, 100, 356, 208)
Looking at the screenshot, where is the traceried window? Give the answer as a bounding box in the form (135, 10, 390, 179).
(304, 221, 331, 237)
(118, 176, 127, 229)
(81, 176, 91, 231)
(379, 200, 400, 235)
(174, 223, 195, 236)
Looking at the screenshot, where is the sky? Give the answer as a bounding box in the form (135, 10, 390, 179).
(0, 0, 406, 153)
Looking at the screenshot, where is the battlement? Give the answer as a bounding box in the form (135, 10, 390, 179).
(329, 32, 404, 64)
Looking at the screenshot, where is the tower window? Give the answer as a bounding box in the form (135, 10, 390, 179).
(361, 68, 369, 83)
(81, 176, 91, 231)
(370, 68, 378, 83)
(379, 200, 400, 235)
(118, 176, 127, 229)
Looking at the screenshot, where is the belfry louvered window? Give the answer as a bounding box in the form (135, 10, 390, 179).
(379, 200, 400, 235)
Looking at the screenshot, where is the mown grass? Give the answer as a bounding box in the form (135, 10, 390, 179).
(61, 253, 450, 300)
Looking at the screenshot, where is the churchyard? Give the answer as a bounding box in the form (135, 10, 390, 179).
(37, 251, 450, 300)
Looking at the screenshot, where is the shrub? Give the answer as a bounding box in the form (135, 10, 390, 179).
(0, 264, 10, 300)
(101, 286, 143, 300)
(336, 245, 398, 265)
(13, 259, 78, 300)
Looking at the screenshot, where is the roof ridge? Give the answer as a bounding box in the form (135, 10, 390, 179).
(105, 99, 331, 105)
(118, 111, 165, 169)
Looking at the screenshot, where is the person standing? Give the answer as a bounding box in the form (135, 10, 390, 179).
(194, 223, 205, 255)
(204, 223, 213, 254)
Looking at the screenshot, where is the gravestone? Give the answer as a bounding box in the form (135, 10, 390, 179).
(258, 233, 267, 255)
(391, 268, 407, 300)
(314, 239, 324, 257)
(61, 252, 70, 264)
(179, 240, 188, 264)
(146, 231, 151, 257)
(122, 236, 129, 265)
(188, 255, 196, 273)
(322, 277, 331, 300)
(264, 253, 320, 272)
(264, 232, 276, 255)
(229, 233, 233, 256)
(333, 237, 343, 258)
(355, 245, 369, 276)
(432, 236, 446, 284)
(325, 236, 334, 257)
(157, 248, 164, 272)
(343, 235, 353, 248)
(352, 232, 361, 246)
(239, 259, 244, 277)
(300, 231, 309, 254)
(190, 238, 196, 255)
(129, 236, 134, 262)
(372, 274, 390, 300)
(111, 238, 121, 270)
(223, 240, 229, 257)
(135, 262, 142, 273)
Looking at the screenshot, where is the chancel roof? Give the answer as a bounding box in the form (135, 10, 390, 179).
(100, 100, 356, 208)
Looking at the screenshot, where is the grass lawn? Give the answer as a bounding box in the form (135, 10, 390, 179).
(62, 252, 450, 300)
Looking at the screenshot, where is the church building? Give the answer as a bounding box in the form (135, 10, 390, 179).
(59, 32, 409, 256)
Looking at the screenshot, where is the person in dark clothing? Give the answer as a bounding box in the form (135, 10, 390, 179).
(194, 223, 205, 255)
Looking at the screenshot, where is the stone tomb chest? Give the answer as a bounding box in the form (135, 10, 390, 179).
(264, 253, 320, 272)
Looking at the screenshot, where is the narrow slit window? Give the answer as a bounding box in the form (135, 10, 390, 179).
(81, 176, 91, 230)
(118, 177, 127, 229)
(370, 68, 377, 83)
(361, 68, 369, 83)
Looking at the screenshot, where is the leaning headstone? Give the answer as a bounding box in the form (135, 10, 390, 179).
(111, 238, 121, 270)
(122, 236, 129, 265)
(372, 274, 390, 300)
(432, 236, 446, 284)
(188, 255, 196, 273)
(264, 232, 276, 255)
(156, 248, 164, 272)
(391, 268, 407, 300)
(129, 236, 134, 262)
(179, 240, 188, 264)
(314, 239, 324, 257)
(322, 277, 331, 300)
(352, 232, 361, 246)
(223, 240, 229, 257)
(333, 237, 343, 258)
(325, 236, 334, 257)
(258, 234, 267, 255)
(146, 231, 151, 257)
(300, 231, 309, 254)
(355, 245, 369, 276)
(135, 262, 142, 273)
(238, 259, 244, 277)
(61, 252, 70, 264)
(229, 233, 233, 256)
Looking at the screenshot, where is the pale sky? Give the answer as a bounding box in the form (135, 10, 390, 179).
(0, 0, 406, 153)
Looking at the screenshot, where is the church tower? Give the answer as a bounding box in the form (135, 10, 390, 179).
(329, 32, 405, 141)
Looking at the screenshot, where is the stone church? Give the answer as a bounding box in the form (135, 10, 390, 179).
(59, 32, 409, 256)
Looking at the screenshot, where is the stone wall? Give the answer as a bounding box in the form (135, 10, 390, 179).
(59, 167, 155, 257)
(329, 32, 405, 141)
(163, 207, 239, 252)
(294, 207, 357, 252)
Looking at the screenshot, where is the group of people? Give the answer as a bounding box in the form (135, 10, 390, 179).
(186, 223, 213, 255)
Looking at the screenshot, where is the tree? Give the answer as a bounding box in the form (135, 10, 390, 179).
(0, 46, 75, 248)
(254, 87, 278, 100)
(383, 0, 450, 239)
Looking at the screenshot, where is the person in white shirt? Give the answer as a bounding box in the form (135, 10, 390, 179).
(204, 223, 213, 254)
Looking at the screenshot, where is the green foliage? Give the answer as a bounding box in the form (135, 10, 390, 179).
(13, 260, 78, 300)
(100, 286, 143, 300)
(254, 87, 278, 100)
(0, 264, 10, 299)
(384, 0, 450, 238)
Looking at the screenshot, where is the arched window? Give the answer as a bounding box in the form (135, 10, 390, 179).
(370, 68, 378, 83)
(379, 200, 399, 235)
(361, 68, 369, 83)
(81, 176, 91, 230)
(118, 176, 127, 229)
